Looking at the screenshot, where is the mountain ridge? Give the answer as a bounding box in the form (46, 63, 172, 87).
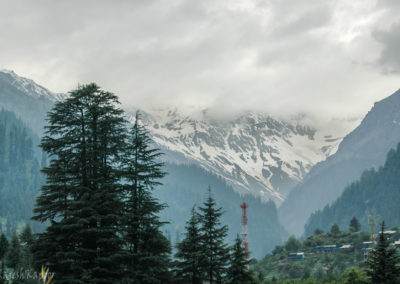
(0, 69, 65, 101)
(279, 88, 400, 236)
(0, 69, 352, 204)
(304, 141, 400, 236)
(131, 108, 344, 203)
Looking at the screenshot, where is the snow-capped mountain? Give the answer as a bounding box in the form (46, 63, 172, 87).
(0, 69, 65, 101)
(134, 108, 344, 204)
(0, 70, 65, 135)
(0, 69, 347, 204)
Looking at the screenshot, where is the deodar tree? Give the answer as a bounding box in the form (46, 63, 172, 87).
(367, 221, 400, 284)
(226, 235, 253, 284)
(120, 111, 171, 283)
(33, 84, 127, 284)
(199, 187, 230, 284)
(175, 207, 204, 284)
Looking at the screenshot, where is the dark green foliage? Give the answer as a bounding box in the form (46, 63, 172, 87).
(33, 84, 127, 283)
(253, 229, 372, 282)
(156, 163, 288, 258)
(0, 228, 38, 284)
(199, 187, 230, 284)
(20, 225, 34, 271)
(30, 86, 173, 283)
(343, 268, 369, 284)
(0, 110, 44, 234)
(0, 234, 8, 284)
(305, 142, 400, 236)
(350, 217, 361, 233)
(174, 207, 204, 284)
(272, 246, 284, 256)
(227, 235, 254, 284)
(285, 236, 302, 252)
(366, 222, 400, 283)
(330, 224, 340, 236)
(314, 229, 323, 235)
(6, 232, 22, 275)
(121, 111, 171, 283)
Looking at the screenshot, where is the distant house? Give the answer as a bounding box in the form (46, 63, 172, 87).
(362, 241, 374, 250)
(339, 244, 353, 250)
(288, 252, 305, 260)
(379, 230, 397, 238)
(314, 245, 338, 253)
(394, 240, 400, 248)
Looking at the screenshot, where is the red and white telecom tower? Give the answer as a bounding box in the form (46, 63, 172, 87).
(240, 202, 249, 258)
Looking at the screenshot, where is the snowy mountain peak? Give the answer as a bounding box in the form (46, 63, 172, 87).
(132, 109, 343, 204)
(0, 69, 65, 101)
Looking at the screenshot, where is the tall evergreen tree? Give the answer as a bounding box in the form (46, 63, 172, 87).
(175, 207, 204, 284)
(284, 235, 301, 252)
(0, 123, 5, 171)
(20, 225, 34, 271)
(349, 216, 361, 233)
(33, 84, 127, 284)
(0, 234, 8, 284)
(367, 221, 400, 283)
(330, 223, 340, 236)
(226, 235, 253, 284)
(121, 111, 171, 283)
(199, 187, 230, 284)
(6, 232, 22, 283)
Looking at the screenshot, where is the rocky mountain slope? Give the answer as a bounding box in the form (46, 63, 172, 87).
(304, 142, 400, 236)
(137, 109, 343, 203)
(0, 70, 291, 255)
(157, 163, 288, 258)
(0, 70, 56, 134)
(0, 69, 346, 204)
(279, 89, 400, 236)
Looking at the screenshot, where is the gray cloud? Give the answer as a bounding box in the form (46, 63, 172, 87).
(373, 0, 400, 73)
(374, 22, 400, 73)
(0, 0, 399, 128)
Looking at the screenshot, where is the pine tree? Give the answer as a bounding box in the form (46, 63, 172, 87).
(226, 235, 253, 284)
(284, 235, 301, 252)
(330, 223, 340, 236)
(367, 221, 400, 283)
(20, 225, 34, 271)
(175, 207, 204, 284)
(349, 216, 361, 233)
(0, 234, 8, 284)
(0, 123, 5, 171)
(33, 84, 127, 283)
(6, 232, 22, 280)
(121, 111, 171, 283)
(198, 187, 230, 284)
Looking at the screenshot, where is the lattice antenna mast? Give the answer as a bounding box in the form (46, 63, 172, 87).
(240, 202, 249, 258)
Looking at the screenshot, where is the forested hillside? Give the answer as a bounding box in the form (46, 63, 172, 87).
(0, 109, 44, 235)
(304, 142, 400, 236)
(252, 223, 396, 283)
(156, 163, 288, 258)
(0, 69, 289, 258)
(0, 71, 54, 135)
(280, 89, 400, 236)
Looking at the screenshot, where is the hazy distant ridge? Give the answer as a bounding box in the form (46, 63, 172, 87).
(279, 89, 400, 235)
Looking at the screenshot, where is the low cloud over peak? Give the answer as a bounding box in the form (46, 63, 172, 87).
(0, 0, 399, 124)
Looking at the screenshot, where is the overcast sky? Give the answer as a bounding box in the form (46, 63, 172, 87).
(1, 0, 400, 126)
